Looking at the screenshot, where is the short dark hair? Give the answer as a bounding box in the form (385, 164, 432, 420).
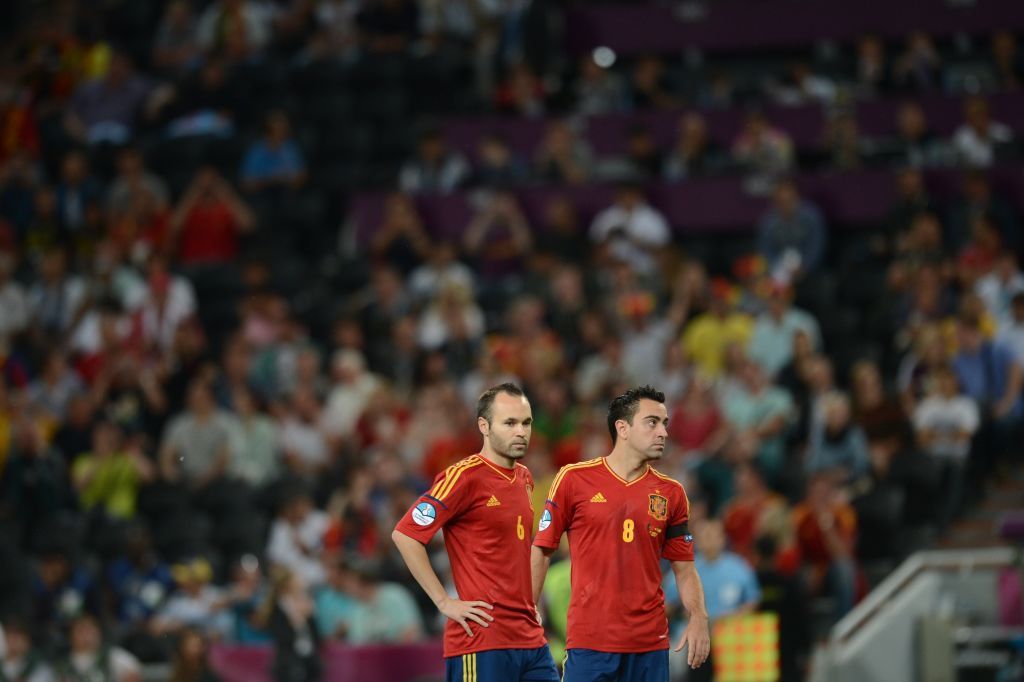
(607, 385, 665, 444)
(477, 383, 526, 424)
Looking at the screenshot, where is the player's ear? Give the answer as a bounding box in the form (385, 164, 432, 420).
(478, 416, 490, 437)
(616, 418, 629, 441)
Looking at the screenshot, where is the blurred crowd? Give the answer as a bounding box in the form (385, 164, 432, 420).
(0, 1, 1021, 681)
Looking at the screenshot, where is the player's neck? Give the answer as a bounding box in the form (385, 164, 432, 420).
(479, 448, 516, 470)
(605, 447, 649, 482)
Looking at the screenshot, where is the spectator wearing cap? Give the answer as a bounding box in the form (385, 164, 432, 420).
(1, 617, 54, 682)
(953, 96, 1014, 169)
(757, 180, 827, 279)
(681, 278, 754, 378)
(266, 487, 330, 588)
(60, 614, 142, 682)
(398, 128, 469, 194)
(153, 558, 233, 638)
(748, 282, 821, 379)
(589, 183, 671, 276)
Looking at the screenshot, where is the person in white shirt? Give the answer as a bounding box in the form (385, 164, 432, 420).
(976, 252, 1024, 327)
(0, 619, 55, 682)
(913, 365, 980, 527)
(61, 615, 141, 682)
(589, 183, 670, 275)
(266, 487, 330, 587)
(952, 96, 1013, 168)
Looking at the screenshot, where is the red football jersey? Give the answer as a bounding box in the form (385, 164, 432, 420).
(395, 454, 546, 658)
(533, 457, 694, 653)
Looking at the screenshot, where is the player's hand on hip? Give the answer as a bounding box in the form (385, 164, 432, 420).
(674, 616, 711, 669)
(439, 596, 494, 637)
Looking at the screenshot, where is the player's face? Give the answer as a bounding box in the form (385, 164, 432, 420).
(625, 399, 669, 461)
(482, 393, 533, 460)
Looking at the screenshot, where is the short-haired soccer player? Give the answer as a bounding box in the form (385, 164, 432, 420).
(532, 385, 710, 681)
(394, 383, 559, 682)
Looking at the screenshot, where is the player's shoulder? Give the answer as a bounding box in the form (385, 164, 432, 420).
(547, 457, 604, 496)
(649, 466, 687, 494)
(427, 455, 486, 502)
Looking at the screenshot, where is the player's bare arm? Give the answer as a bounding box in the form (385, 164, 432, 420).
(670, 560, 710, 669)
(391, 529, 494, 637)
(530, 545, 555, 604)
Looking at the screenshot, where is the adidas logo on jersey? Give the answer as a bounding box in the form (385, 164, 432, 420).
(590, 492, 607, 503)
(486, 495, 501, 507)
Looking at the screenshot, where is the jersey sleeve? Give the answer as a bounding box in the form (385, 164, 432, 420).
(662, 487, 695, 561)
(394, 461, 476, 544)
(533, 466, 573, 549)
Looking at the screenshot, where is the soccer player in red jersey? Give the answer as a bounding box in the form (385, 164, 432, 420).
(532, 385, 710, 681)
(393, 383, 559, 682)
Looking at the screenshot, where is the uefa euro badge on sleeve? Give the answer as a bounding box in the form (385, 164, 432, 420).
(648, 494, 668, 521)
(413, 502, 437, 526)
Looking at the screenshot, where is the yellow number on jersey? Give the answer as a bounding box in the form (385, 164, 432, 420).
(622, 518, 634, 543)
(517, 514, 525, 540)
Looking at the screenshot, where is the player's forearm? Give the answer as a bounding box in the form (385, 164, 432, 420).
(673, 562, 709, 620)
(530, 545, 553, 604)
(392, 530, 451, 609)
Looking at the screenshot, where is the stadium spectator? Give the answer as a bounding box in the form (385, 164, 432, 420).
(398, 128, 470, 194)
(628, 55, 678, 110)
(329, 559, 423, 644)
(849, 360, 912, 477)
(153, 1, 202, 76)
(170, 168, 254, 266)
(152, 558, 233, 638)
(757, 180, 827, 278)
(158, 380, 236, 492)
(60, 614, 142, 682)
(196, 0, 272, 60)
(748, 282, 822, 378)
(913, 364, 980, 527)
(574, 53, 629, 116)
(463, 192, 533, 285)
(663, 113, 722, 181)
(805, 391, 872, 486)
(792, 474, 858, 621)
(64, 52, 154, 146)
(107, 147, 170, 218)
(720, 360, 795, 485)
(357, 0, 420, 55)
(72, 420, 154, 521)
(855, 35, 892, 95)
(533, 120, 593, 185)
(953, 96, 1014, 168)
(168, 627, 221, 682)
(676, 518, 760, 682)
(588, 182, 670, 276)
(997, 292, 1024, 364)
(266, 487, 330, 588)
(731, 111, 794, 188)
(470, 133, 529, 188)
(263, 568, 322, 682)
(0, 617, 54, 682)
(991, 30, 1024, 91)
(681, 278, 754, 378)
(240, 111, 308, 195)
(894, 31, 942, 92)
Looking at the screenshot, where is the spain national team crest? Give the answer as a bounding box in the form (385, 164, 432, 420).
(648, 494, 668, 521)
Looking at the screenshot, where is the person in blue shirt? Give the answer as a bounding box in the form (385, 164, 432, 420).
(757, 180, 827, 277)
(240, 110, 307, 195)
(664, 518, 760, 682)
